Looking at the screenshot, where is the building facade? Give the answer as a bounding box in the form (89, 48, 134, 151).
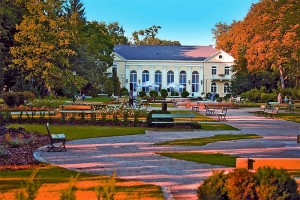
(108, 45, 235, 97)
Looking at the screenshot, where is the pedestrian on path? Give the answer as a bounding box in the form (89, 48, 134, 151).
(277, 93, 282, 104)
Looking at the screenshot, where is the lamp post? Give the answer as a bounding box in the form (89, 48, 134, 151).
(72, 71, 76, 102)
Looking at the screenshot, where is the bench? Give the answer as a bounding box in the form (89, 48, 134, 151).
(151, 113, 196, 130)
(215, 107, 228, 121)
(264, 106, 280, 118)
(254, 105, 266, 116)
(266, 102, 279, 109)
(204, 104, 215, 116)
(286, 104, 295, 114)
(60, 105, 93, 110)
(46, 123, 66, 152)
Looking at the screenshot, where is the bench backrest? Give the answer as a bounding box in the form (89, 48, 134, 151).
(152, 114, 196, 118)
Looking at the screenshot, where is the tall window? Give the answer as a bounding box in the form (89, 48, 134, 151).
(225, 66, 230, 75)
(212, 66, 217, 75)
(192, 71, 199, 93)
(224, 83, 230, 93)
(142, 70, 150, 92)
(167, 70, 174, 92)
(179, 71, 186, 92)
(130, 70, 137, 91)
(155, 70, 162, 91)
(211, 82, 217, 93)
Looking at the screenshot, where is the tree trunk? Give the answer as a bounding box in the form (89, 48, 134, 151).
(278, 64, 285, 90)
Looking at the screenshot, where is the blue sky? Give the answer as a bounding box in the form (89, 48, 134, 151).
(81, 0, 260, 45)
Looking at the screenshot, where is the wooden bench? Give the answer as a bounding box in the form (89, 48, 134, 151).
(204, 104, 215, 116)
(46, 123, 66, 152)
(151, 113, 196, 130)
(286, 104, 295, 114)
(254, 105, 266, 116)
(264, 106, 280, 118)
(215, 107, 228, 121)
(266, 102, 279, 109)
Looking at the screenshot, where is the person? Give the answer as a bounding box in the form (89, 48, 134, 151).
(211, 92, 216, 102)
(284, 96, 289, 103)
(229, 95, 234, 102)
(82, 93, 86, 101)
(289, 96, 293, 105)
(277, 93, 282, 104)
(129, 90, 134, 107)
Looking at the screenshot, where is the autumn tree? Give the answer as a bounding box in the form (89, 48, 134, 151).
(214, 0, 300, 91)
(10, 0, 75, 97)
(132, 25, 181, 45)
(106, 22, 129, 45)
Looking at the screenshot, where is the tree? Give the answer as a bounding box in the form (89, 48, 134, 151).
(10, 0, 75, 97)
(112, 69, 121, 96)
(214, 0, 300, 91)
(65, 0, 86, 21)
(131, 25, 181, 45)
(106, 22, 129, 45)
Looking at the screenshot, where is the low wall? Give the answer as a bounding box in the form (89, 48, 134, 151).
(236, 158, 300, 171)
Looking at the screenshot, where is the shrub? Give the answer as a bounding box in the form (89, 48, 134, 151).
(3, 92, 19, 107)
(160, 89, 168, 98)
(16, 92, 26, 106)
(206, 92, 212, 99)
(139, 91, 146, 97)
(255, 167, 299, 200)
(149, 90, 158, 98)
(181, 90, 190, 98)
(22, 91, 35, 101)
(120, 87, 128, 96)
(225, 168, 257, 200)
(197, 170, 228, 200)
(192, 122, 201, 129)
(171, 91, 179, 96)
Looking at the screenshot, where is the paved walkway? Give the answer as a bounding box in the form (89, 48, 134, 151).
(34, 108, 300, 200)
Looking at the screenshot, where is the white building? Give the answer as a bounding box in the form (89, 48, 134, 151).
(108, 45, 235, 97)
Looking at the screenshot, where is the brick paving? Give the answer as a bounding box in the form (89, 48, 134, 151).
(34, 107, 300, 200)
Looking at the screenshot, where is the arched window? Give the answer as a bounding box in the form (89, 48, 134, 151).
(179, 71, 186, 92)
(225, 66, 230, 75)
(142, 70, 150, 92)
(192, 71, 199, 93)
(211, 82, 217, 93)
(212, 66, 217, 75)
(155, 70, 162, 91)
(167, 70, 174, 84)
(167, 70, 174, 92)
(224, 83, 230, 93)
(130, 70, 137, 91)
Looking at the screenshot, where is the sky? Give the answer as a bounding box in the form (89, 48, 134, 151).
(81, 0, 260, 46)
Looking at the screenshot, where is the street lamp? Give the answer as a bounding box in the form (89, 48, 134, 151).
(72, 71, 76, 102)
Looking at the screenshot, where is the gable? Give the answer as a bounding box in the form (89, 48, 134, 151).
(205, 50, 235, 63)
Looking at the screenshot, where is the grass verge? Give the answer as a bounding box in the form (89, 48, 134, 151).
(0, 165, 164, 199)
(157, 152, 238, 167)
(8, 124, 146, 140)
(155, 134, 262, 146)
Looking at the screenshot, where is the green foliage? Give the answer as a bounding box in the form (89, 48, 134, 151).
(197, 167, 300, 200)
(60, 174, 79, 200)
(197, 170, 228, 200)
(149, 90, 158, 98)
(225, 169, 257, 200)
(255, 167, 299, 200)
(95, 171, 116, 200)
(2, 92, 18, 107)
(240, 87, 277, 102)
(139, 91, 146, 98)
(120, 87, 128, 96)
(14, 168, 42, 200)
(181, 90, 189, 98)
(160, 89, 168, 98)
(171, 91, 179, 96)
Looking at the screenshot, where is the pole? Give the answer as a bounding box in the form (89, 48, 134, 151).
(72, 71, 76, 102)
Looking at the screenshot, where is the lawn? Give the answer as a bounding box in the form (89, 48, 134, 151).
(157, 152, 238, 167)
(276, 113, 300, 123)
(169, 110, 215, 121)
(8, 124, 147, 140)
(0, 165, 164, 200)
(155, 134, 262, 146)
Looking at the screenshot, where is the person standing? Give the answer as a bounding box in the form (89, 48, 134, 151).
(129, 90, 134, 107)
(277, 93, 282, 104)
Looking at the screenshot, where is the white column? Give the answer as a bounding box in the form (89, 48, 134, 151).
(125, 65, 130, 90)
(200, 65, 204, 96)
(162, 66, 167, 89)
(187, 66, 192, 93)
(137, 65, 142, 84)
(174, 66, 179, 84)
(150, 66, 155, 83)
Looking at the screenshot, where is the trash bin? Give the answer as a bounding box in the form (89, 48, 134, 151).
(162, 102, 167, 111)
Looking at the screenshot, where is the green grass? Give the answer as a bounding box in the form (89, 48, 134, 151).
(169, 110, 217, 122)
(157, 152, 238, 167)
(8, 124, 146, 140)
(276, 113, 300, 123)
(155, 134, 262, 146)
(0, 165, 164, 199)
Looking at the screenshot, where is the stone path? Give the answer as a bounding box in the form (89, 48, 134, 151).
(34, 108, 300, 200)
